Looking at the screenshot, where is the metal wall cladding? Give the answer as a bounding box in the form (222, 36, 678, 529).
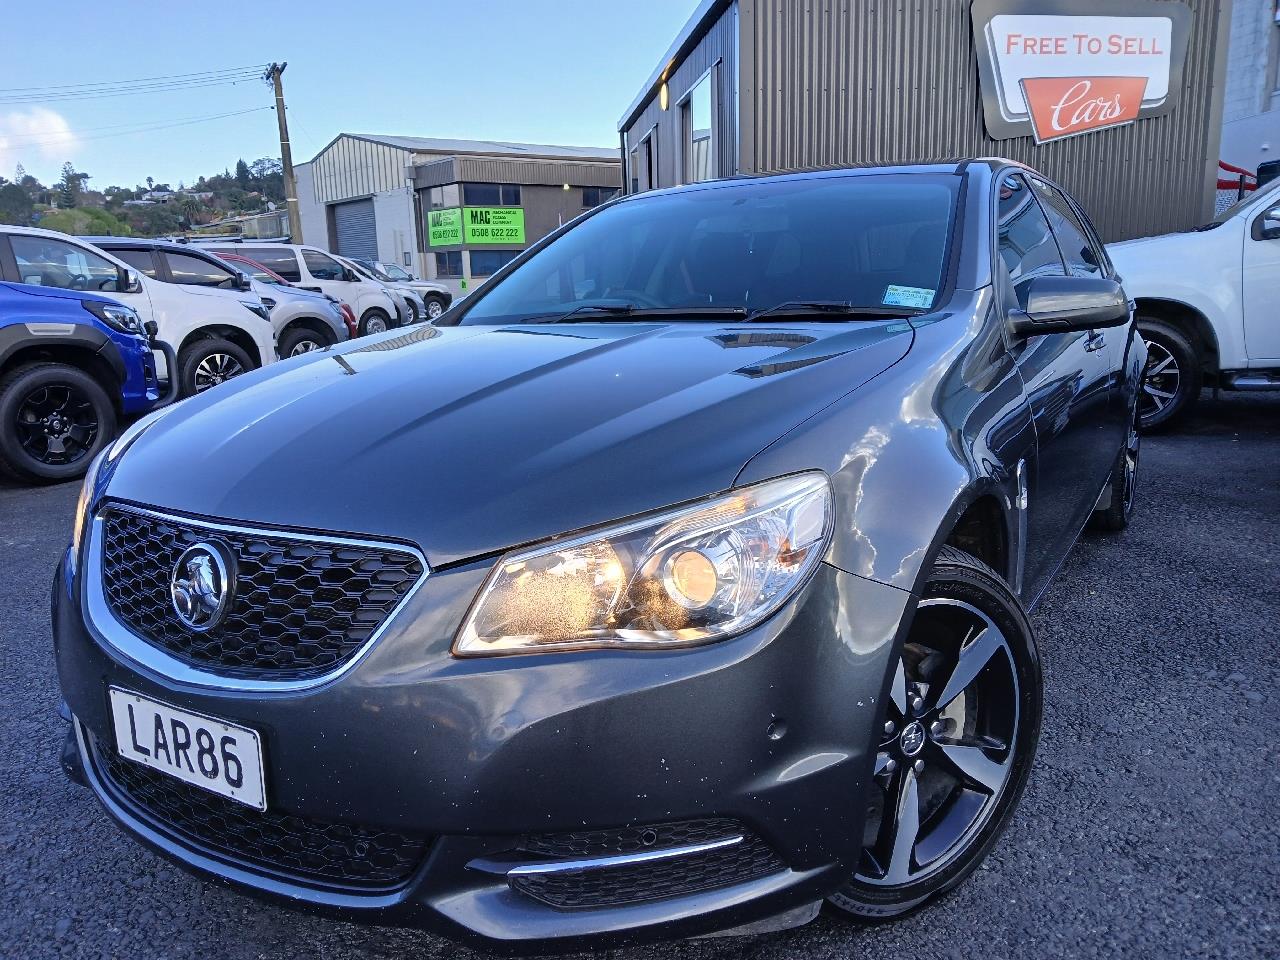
(312, 136, 411, 204)
(742, 0, 1228, 241)
(625, 2, 740, 187)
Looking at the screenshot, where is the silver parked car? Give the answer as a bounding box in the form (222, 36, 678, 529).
(352, 258, 453, 320)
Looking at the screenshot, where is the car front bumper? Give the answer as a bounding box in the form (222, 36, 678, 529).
(53, 541, 910, 949)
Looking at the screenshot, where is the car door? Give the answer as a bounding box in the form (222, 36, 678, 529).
(1243, 194, 1280, 363)
(1030, 176, 1130, 453)
(995, 173, 1113, 600)
(3, 233, 155, 325)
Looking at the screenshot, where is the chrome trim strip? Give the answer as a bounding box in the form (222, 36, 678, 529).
(506, 836, 744, 877)
(84, 502, 430, 694)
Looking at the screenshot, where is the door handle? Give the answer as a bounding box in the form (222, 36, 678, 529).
(1085, 331, 1106, 352)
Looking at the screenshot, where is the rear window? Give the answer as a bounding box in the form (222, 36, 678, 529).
(112, 248, 159, 279)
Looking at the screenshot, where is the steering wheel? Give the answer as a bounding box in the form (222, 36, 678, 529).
(599, 288, 665, 309)
(69, 273, 89, 291)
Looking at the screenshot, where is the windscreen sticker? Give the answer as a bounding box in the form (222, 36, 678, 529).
(882, 285, 935, 309)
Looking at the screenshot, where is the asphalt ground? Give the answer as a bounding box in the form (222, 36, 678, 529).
(2, 391, 1277, 960)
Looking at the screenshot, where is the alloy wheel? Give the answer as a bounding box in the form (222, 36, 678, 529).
(288, 339, 324, 357)
(1140, 340, 1180, 423)
(193, 353, 245, 392)
(857, 598, 1020, 887)
(427, 299, 444, 320)
(365, 315, 388, 335)
(14, 383, 99, 466)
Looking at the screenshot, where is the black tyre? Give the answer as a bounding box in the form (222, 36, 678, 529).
(403, 299, 420, 324)
(360, 308, 391, 336)
(278, 326, 330, 358)
(828, 545, 1042, 920)
(1091, 410, 1140, 532)
(1136, 318, 1201, 431)
(0, 362, 116, 484)
(423, 294, 448, 321)
(179, 338, 253, 397)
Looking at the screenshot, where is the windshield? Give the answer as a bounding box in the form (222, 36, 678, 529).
(381, 263, 413, 281)
(460, 174, 957, 325)
(1208, 179, 1280, 227)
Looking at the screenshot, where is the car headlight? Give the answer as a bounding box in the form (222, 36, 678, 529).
(454, 473, 832, 656)
(81, 299, 144, 335)
(241, 300, 271, 323)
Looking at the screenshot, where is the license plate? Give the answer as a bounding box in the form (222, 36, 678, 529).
(108, 687, 267, 811)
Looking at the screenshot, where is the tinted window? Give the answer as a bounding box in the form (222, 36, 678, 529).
(582, 186, 621, 209)
(462, 174, 958, 324)
(10, 235, 121, 292)
(470, 249, 521, 277)
(435, 251, 463, 277)
(1030, 178, 1104, 277)
(112, 247, 158, 278)
(463, 183, 520, 206)
(232, 247, 300, 282)
(164, 251, 237, 288)
(302, 249, 345, 280)
(996, 175, 1066, 285)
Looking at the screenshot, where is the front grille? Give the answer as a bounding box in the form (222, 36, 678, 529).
(92, 736, 428, 888)
(100, 507, 424, 680)
(510, 819, 786, 910)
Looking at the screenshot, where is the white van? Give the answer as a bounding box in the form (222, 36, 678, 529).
(202, 243, 401, 336)
(1, 226, 276, 396)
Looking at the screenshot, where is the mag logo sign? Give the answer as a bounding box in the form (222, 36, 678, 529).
(972, 0, 1192, 143)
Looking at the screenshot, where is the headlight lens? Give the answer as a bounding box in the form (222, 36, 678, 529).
(241, 300, 271, 323)
(81, 299, 144, 335)
(454, 473, 832, 656)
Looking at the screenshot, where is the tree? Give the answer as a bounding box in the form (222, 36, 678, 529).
(146, 176, 154, 191)
(0, 182, 32, 225)
(57, 162, 86, 209)
(14, 163, 25, 185)
(234, 158, 251, 189)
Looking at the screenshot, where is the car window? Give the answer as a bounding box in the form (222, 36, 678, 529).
(232, 247, 301, 283)
(10, 235, 121, 293)
(111, 248, 159, 279)
(461, 174, 959, 323)
(302, 249, 345, 281)
(164, 251, 238, 288)
(996, 175, 1066, 285)
(382, 263, 412, 281)
(1029, 178, 1104, 278)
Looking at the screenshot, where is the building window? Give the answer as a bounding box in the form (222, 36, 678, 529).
(683, 70, 715, 183)
(462, 183, 521, 206)
(582, 186, 621, 208)
(470, 249, 521, 277)
(630, 132, 656, 192)
(427, 185, 460, 210)
(435, 251, 463, 278)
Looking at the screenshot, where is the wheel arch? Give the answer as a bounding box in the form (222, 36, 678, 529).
(178, 326, 263, 367)
(280, 316, 335, 345)
(1133, 298, 1219, 375)
(0, 342, 125, 414)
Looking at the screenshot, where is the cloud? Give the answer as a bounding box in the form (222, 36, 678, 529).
(0, 107, 80, 180)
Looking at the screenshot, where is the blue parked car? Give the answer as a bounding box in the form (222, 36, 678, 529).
(0, 282, 176, 483)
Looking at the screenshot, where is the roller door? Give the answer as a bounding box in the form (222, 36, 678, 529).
(332, 199, 377, 260)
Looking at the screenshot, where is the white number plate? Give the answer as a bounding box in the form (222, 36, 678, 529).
(108, 687, 267, 811)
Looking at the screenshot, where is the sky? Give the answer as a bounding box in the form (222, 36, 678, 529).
(0, 0, 694, 190)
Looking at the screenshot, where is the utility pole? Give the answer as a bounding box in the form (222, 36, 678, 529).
(265, 62, 302, 243)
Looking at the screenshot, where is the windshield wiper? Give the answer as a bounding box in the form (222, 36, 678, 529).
(745, 300, 924, 323)
(548, 304, 750, 323)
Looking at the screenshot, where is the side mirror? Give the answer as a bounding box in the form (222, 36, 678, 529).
(235, 271, 252, 291)
(120, 268, 144, 294)
(1251, 205, 1280, 241)
(1009, 275, 1129, 337)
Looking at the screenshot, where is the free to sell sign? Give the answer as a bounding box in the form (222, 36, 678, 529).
(463, 207, 525, 244)
(428, 208, 462, 247)
(971, 1, 1191, 143)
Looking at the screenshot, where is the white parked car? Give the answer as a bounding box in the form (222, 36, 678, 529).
(351, 258, 453, 320)
(1107, 180, 1280, 429)
(2, 226, 276, 397)
(202, 243, 401, 336)
(335, 255, 424, 325)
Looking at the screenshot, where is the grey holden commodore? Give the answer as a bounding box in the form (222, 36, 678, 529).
(54, 159, 1144, 949)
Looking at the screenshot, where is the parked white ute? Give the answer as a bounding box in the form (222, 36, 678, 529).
(202, 243, 401, 336)
(1107, 180, 1280, 429)
(1, 226, 276, 397)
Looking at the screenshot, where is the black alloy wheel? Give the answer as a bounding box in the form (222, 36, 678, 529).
(829, 546, 1041, 920)
(0, 362, 116, 483)
(1137, 319, 1201, 431)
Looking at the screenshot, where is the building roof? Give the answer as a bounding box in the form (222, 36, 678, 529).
(311, 134, 619, 163)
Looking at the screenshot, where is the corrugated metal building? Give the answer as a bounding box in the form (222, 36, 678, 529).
(619, 0, 1232, 242)
(299, 135, 622, 297)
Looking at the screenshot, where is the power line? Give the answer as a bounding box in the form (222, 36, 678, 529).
(0, 73, 266, 105)
(0, 64, 270, 95)
(1, 106, 273, 149)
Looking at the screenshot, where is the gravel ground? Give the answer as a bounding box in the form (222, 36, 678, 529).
(1, 391, 1276, 960)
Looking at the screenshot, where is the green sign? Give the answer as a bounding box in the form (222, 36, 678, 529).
(428, 207, 462, 247)
(463, 206, 525, 244)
